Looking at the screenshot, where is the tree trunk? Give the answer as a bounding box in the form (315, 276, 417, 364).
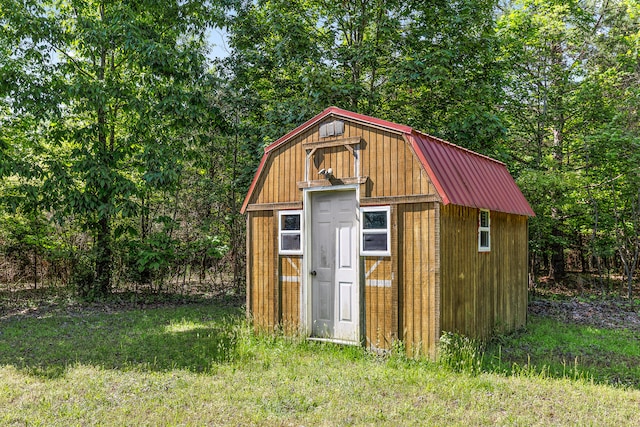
(33, 248, 37, 290)
(91, 3, 113, 296)
(549, 205, 565, 281)
(549, 242, 565, 280)
(94, 11, 112, 296)
(95, 215, 112, 295)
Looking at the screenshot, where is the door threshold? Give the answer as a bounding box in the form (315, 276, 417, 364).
(307, 337, 360, 346)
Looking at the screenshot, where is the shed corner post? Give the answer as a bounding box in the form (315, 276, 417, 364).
(525, 215, 530, 327)
(359, 253, 367, 348)
(432, 202, 441, 360)
(245, 212, 252, 320)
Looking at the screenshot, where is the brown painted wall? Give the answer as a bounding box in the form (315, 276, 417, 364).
(247, 210, 278, 330)
(363, 257, 392, 350)
(439, 205, 528, 339)
(279, 256, 302, 333)
(397, 202, 440, 357)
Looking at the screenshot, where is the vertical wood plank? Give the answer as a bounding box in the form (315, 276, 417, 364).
(404, 204, 414, 354)
(396, 204, 404, 349)
(387, 135, 398, 196)
(246, 213, 252, 319)
(273, 213, 280, 328)
(421, 204, 429, 351)
(432, 202, 441, 358)
(397, 136, 406, 197)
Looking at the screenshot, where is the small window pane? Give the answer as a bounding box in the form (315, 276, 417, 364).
(364, 211, 387, 229)
(281, 234, 301, 251)
(363, 233, 387, 252)
(480, 211, 489, 228)
(281, 214, 301, 231)
(480, 230, 489, 248)
(360, 206, 390, 256)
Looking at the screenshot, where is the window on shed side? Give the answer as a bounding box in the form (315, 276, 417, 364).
(279, 210, 303, 255)
(360, 206, 391, 256)
(478, 209, 490, 252)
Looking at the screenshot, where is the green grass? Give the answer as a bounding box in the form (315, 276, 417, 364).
(1, 299, 639, 426)
(484, 315, 640, 388)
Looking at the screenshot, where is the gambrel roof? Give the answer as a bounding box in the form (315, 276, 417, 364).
(241, 106, 535, 216)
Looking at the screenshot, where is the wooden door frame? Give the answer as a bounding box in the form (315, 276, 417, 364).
(301, 184, 361, 344)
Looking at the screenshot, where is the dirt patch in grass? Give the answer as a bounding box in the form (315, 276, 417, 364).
(529, 298, 640, 332)
(533, 272, 640, 297)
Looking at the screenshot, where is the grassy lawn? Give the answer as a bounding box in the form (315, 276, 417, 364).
(1, 297, 639, 426)
(484, 315, 640, 388)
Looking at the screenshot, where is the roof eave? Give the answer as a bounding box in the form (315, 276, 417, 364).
(240, 151, 269, 214)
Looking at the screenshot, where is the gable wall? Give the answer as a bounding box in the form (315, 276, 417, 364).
(248, 119, 437, 206)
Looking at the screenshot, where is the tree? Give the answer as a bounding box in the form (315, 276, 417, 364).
(498, 0, 603, 280)
(580, 0, 640, 296)
(225, 0, 505, 152)
(384, 0, 505, 153)
(0, 1, 223, 296)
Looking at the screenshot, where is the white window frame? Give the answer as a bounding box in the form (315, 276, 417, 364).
(278, 210, 303, 255)
(360, 206, 391, 257)
(478, 209, 490, 252)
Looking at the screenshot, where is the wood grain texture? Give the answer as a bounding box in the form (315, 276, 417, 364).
(248, 210, 278, 331)
(279, 256, 301, 333)
(248, 119, 435, 207)
(364, 257, 392, 350)
(398, 202, 439, 357)
(439, 205, 528, 339)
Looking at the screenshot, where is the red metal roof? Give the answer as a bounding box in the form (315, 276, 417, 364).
(241, 107, 534, 216)
(408, 132, 535, 216)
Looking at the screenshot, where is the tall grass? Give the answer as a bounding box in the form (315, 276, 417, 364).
(438, 331, 485, 375)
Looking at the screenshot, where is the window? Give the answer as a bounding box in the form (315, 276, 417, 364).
(360, 206, 391, 256)
(279, 210, 303, 255)
(478, 209, 490, 252)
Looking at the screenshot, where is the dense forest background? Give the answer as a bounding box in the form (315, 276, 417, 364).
(1, 0, 638, 299)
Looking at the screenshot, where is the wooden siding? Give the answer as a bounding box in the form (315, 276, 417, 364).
(439, 205, 528, 339)
(279, 256, 301, 333)
(247, 211, 278, 330)
(252, 133, 306, 205)
(363, 257, 392, 350)
(398, 202, 440, 357)
(248, 119, 437, 206)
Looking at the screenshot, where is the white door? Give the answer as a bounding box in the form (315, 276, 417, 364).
(310, 191, 359, 342)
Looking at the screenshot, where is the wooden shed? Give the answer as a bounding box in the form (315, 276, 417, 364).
(241, 107, 535, 356)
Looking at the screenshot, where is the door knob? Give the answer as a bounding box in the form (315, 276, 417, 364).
(310, 270, 317, 276)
